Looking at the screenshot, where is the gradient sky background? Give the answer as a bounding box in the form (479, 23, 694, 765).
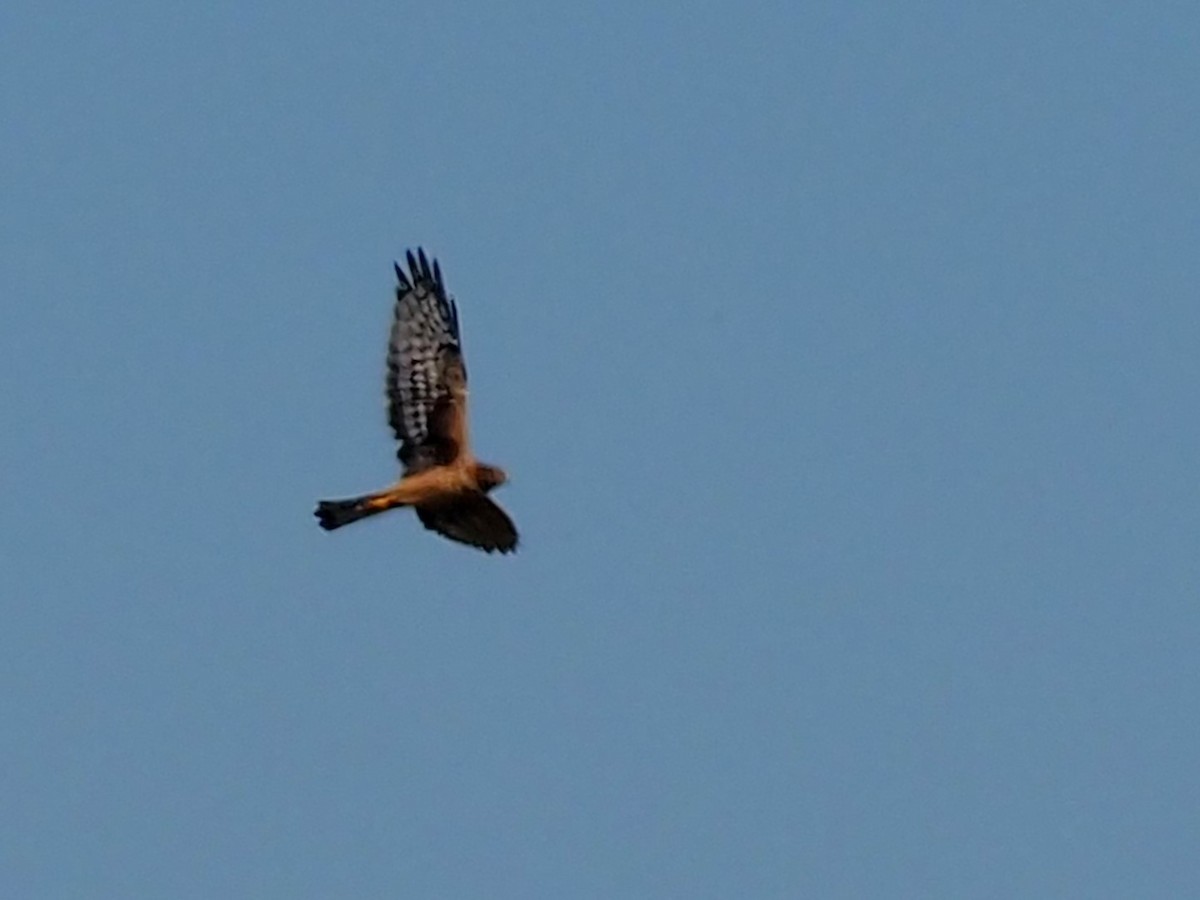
(3, 2, 1198, 897)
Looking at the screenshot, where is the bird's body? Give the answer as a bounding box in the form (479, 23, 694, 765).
(315, 249, 518, 554)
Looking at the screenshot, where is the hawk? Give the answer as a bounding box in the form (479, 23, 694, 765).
(315, 249, 518, 553)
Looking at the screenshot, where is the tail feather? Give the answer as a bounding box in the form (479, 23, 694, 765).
(315, 495, 390, 531)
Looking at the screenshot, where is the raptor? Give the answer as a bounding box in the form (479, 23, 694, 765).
(315, 249, 518, 553)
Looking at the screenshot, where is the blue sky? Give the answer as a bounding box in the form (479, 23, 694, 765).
(3, 2, 1198, 896)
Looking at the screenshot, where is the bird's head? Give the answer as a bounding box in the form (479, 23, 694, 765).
(474, 464, 508, 492)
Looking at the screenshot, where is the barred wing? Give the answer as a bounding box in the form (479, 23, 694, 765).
(386, 248, 464, 471)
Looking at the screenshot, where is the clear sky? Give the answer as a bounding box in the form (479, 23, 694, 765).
(3, 2, 1198, 897)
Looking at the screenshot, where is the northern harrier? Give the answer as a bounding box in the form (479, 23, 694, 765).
(315, 249, 518, 553)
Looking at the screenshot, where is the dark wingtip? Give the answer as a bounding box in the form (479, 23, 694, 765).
(397, 246, 448, 297)
(393, 261, 411, 290)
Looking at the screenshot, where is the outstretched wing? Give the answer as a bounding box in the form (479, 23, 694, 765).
(416, 494, 519, 554)
(387, 249, 466, 472)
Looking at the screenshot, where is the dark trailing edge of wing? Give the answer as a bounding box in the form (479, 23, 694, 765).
(392, 247, 460, 340)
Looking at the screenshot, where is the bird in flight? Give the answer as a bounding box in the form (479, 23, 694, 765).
(315, 249, 518, 553)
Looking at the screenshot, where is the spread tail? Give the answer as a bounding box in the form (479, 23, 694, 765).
(315, 492, 398, 531)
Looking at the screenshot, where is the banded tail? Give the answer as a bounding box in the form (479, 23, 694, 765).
(314, 492, 400, 531)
